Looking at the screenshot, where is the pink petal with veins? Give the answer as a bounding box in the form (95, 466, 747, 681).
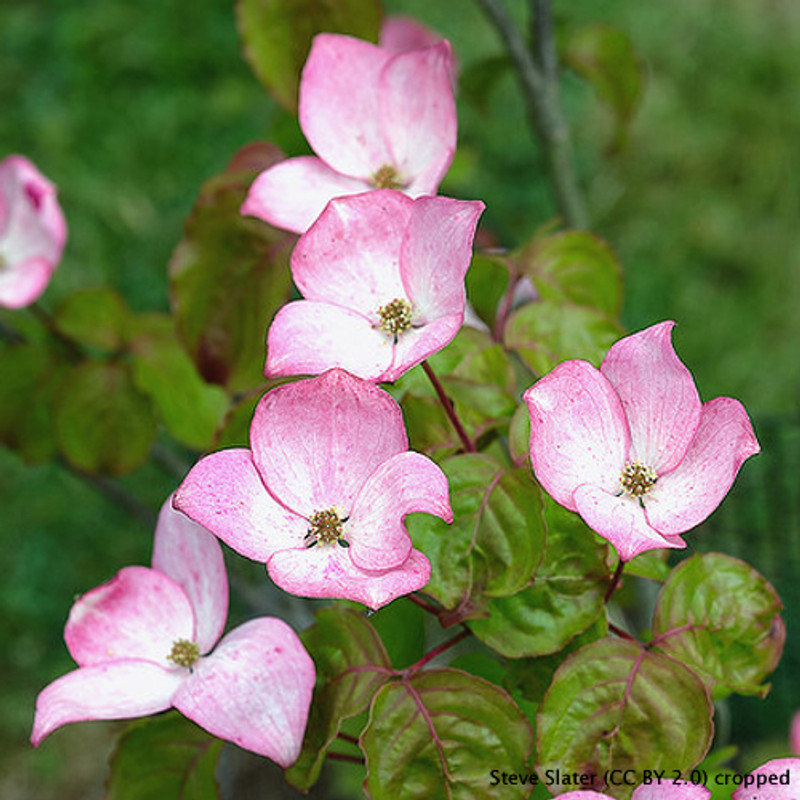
(574, 485, 686, 562)
(644, 397, 760, 535)
(267, 545, 431, 610)
(601, 321, 701, 474)
(241, 156, 367, 234)
(379, 43, 456, 194)
(524, 360, 630, 510)
(732, 758, 800, 799)
(400, 196, 484, 320)
(265, 300, 393, 380)
(299, 34, 392, 178)
(64, 566, 194, 668)
(250, 369, 407, 516)
(174, 618, 315, 766)
(152, 499, 228, 654)
(291, 191, 412, 318)
(347, 451, 452, 571)
(173, 449, 307, 562)
(31, 660, 183, 746)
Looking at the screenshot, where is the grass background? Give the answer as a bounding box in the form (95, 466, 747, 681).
(1, 0, 798, 796)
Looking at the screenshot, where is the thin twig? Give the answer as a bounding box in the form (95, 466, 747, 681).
(477, 0, 588, 228)
(337, 731, 360, 746)
(407, 629, 470, 672)
(604, 559, 625, 604)
(408, 592, 441, 616)
(421, 360, 476, 453)
(327, 751, 364, 765)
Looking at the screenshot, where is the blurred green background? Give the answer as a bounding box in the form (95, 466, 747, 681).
(1, 0, 798, 796)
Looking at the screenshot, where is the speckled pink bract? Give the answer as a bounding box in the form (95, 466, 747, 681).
(31, 499, 315, 767)
(174, 369, 452, 610)
(0, 155, 67, 308)
(524, 321, 760, 561)
(264, 190, 484, 383)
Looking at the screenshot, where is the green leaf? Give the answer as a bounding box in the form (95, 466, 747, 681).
(286, 607, 392, 791)
(236, 0, 382, 111)
(407, 453, 546, 619)
(106, 712, 222, 800)
(169, 145, 294, 392)
(53, 287, 130, 351)
(362, 669, 534, 800)
(564, 24, 643, 147)
(0, 342, 65, 463)
(460, 54, 513, 115)
(651, 553, 785, 698)
(504, 616, 608, 708)
(129, 313, 229, 450)
(624, 549, 671, 582)
(504, 300, 623, 376)
(515, 230, 623, 317)
(55, 360, 157, 475)
(507, 402, 530, 468)
(537, 639, 713, 798)
(465, 252, 510, 329)
(467, 498, 608, 658)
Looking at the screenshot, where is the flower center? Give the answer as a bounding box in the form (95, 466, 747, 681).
(377, 298, 413, 338)
(305, 507, 350, 549)
(371, 164, 405, 190)
(620, 461, 658, 497)
(167, 638, 200, 668)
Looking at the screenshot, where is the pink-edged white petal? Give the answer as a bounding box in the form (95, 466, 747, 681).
(643, 397, 760, 536)
(399, 196, 484, 321)
(267, 544, 431, 610)
(250, 369, 408, 516)
(574, 485, 686, 562)
(241, 156, 368, 234)
(633, 783, 711, 800)
(0, 155, 66, 264)
(291, 190, 413, 318)
(173, 448, 307, 563)
(601, 321, 701, 474)
(0, 257, 56, 309)
(385, 313, 462, 381)
(173, 618, 315, 767)
(265, 300, 393, 381)
(152, 499, 228, 654)
(379, 43, 457, 194)
(64, 566, 194, 668)
(732, 758, 800, 800)
(31, 660, 183, 746)
(347, 451, 452, 571)
(524, 360, 631, 510)
(299, 34, 392, 179)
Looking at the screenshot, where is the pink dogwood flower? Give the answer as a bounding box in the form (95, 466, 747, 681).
(31, 499, 315, 767)
(241, 32, 457, 234)
(174, 369, 451, 610)
(732, 758, 800, 799)
(264, 190, 484, 382)
(524, 321, 760, 561)
(0, 155, 67, 308)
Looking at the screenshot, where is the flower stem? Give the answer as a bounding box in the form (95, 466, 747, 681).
(421, 360, 476, 453)
(327, 751, 364, 765)
(408, 592, 440, 616)
(408, 628, 470, 672)
(604, 559, 625, 604)
(337, 731, 360, 746)
(476, 0, 588, 228)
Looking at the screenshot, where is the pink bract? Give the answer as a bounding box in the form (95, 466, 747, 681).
(555, 785, 710, 799)
(174, 369, 452, 610)
(264, 190, 484, 383)
(0, 155, 67, 308)
(732, 758, 800, 799)
(31, 499, 315, 767)
(241, 32, 457, 233)
(524, 321, 760, 561)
